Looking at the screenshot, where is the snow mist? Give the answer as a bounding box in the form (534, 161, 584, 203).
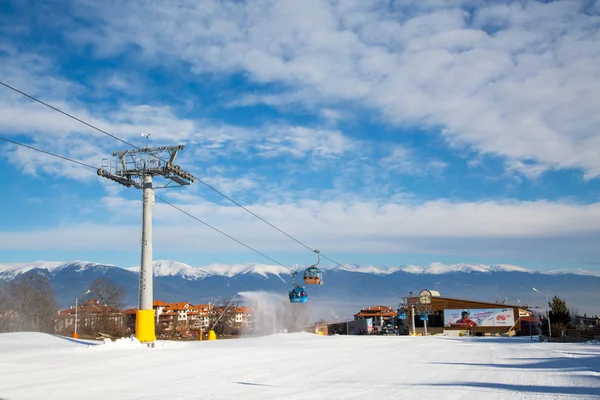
(239, 291, 309, 336)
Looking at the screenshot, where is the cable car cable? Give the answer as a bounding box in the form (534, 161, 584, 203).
(0, 135, 290, 271)
(154, 196, 290, 269)
(1, 135, 312, 303)
(0, 81, 138, 149)
(0, 80, 346, 268)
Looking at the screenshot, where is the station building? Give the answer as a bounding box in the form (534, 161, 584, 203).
(401, 290, 525, 336)
(305, 290, 533, 337)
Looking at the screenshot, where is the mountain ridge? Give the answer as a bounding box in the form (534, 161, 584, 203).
(1, 260, 599, 278)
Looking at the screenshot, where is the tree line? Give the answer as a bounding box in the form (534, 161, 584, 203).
(0, 273, 127, 337)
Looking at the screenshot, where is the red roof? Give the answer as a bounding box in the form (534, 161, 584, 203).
(161, 311, 177, 316)
(355, 311, 397, 317)
(361, 305, 394, 311)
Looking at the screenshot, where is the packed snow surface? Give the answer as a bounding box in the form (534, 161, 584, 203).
(1, 332, 599, 399)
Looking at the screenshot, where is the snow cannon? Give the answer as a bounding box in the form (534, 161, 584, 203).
(208, 330, 217, 340)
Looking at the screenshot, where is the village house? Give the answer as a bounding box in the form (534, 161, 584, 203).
(58, 298, 256, 336)
(147, 300, 254, 333)
(222, 306, 252, 329)
(194, 304, 211, 330)
(152, 300, 170, 323)
(56, 299, 125, 333)
(574, 315, 600, 330)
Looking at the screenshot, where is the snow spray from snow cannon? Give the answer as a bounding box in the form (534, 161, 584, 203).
(238, 291, 310, 336)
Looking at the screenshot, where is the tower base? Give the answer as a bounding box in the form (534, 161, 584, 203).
(136, 309, 156, 342)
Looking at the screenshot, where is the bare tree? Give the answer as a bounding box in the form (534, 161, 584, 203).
(0, 273, 58, 333)
(87, 276, 127, 336)
(88, 276, 126, 309)
(0, 285, 12, 332)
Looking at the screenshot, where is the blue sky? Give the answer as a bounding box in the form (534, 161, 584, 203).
(1, 0, 600, 272)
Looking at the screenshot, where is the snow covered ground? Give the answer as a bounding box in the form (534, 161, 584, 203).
(0, 332, 599, 400)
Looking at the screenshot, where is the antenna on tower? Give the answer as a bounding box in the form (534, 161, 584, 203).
(141, 132, 150, 148)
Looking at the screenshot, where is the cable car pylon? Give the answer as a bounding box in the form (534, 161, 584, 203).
(97, 140, 195, 343)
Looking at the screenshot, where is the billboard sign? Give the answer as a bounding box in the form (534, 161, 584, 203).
(444, 308, 515, 328)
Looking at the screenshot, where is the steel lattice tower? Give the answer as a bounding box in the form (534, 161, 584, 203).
(98, 143, 194, 342)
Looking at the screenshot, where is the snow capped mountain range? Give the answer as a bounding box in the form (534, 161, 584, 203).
(1, 259, 599, 279)
(339, 262, 534, 276)
(0, 261, 115, 279)
(122, 260, 293, 281)
(2, 259, 599, 316)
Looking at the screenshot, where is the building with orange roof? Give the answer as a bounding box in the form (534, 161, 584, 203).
(120, 300, 258, 335)
(56, 299, 125, 334)
(354, 305, 398, 330)
(152, 300, 171, 323)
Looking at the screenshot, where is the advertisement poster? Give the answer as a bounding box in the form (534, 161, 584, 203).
(443, 308, 515, 328)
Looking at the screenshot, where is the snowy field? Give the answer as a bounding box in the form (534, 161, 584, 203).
(1, 332, 599, 400)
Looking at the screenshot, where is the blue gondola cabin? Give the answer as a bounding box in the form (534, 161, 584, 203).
(289, 287, 308, 303)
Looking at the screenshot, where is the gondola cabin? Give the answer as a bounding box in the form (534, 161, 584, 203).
(289, 287, 308, 303)
(303, 266, 322, 285)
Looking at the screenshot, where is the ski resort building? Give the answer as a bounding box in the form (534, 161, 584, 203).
(354, 305, 398, 331)
(400, 290, 525, 336)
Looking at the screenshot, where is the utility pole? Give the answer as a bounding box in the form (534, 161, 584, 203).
(411, 305, 416, 336)
(97, 141, 194, 343)
(533, 287, 552, 341)
(74, 297, 78, 339)
(73, 289, 90, 339)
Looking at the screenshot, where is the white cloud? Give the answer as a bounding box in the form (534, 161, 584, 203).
(64, 0, 600, 178)
(505, 159, 551, 180)
(320, 108, 345, 124)
(193, 174, 260, 197)
(253, 126, 353, 159)
(1, 197, 599, 262)
(0, 49, 368, 181)
(380, 145, 447, 175)
(3, 0, 600, 267)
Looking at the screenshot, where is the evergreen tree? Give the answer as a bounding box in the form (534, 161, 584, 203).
(549, 295, 572, 326)
(540, 295, 573, 337)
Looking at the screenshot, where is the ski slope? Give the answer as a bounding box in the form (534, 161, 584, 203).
(0, 332, 599, 399)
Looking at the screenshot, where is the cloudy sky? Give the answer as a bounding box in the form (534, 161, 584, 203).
(0, 0, 599, 271)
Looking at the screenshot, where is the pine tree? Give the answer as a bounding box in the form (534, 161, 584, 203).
(540, 295, 573, 337)
(549, 295, 572, 326)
